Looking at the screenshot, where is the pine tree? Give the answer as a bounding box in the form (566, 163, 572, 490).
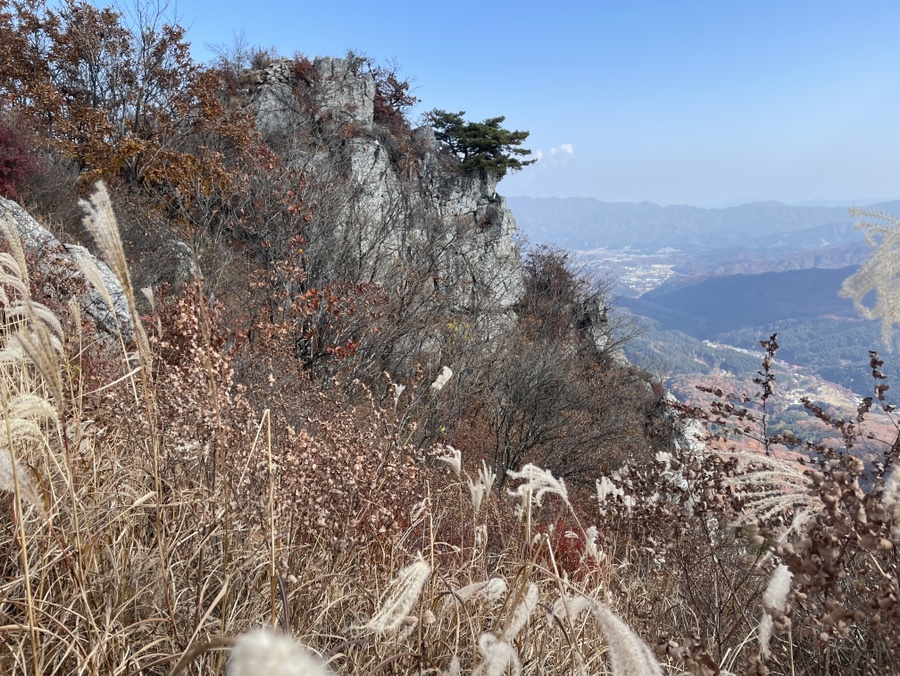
(427, 109, 536, 178)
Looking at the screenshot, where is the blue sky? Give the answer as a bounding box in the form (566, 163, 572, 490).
(173, 0, 900, 207)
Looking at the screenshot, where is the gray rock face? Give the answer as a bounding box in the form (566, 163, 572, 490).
(664, 394, 707, 456)
(246, 56, 525, 317)
(249, 59, 297, 138)
(312, 57, 375, 130)
(0, 196, 134, 341)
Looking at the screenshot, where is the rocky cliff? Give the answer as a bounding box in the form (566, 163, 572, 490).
(243, 57, 525, 322)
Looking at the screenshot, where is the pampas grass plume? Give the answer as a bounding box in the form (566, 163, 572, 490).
(0, 448, 43, 515)
(438, 445, 462, 478)
(552, 595, 663, 676)
(78, 182, 131, 292)
(430, 366, 453, 393)
(507, 464, 570, 508)
(759, 563, 792, 659)
(361, 553, 431, 633)
(228, 628, 332, 676)
(473, 633, 521, 676)
(441, 578, 508, 615)
(502, 583, 539, 641)
(884, 469, 900, 539)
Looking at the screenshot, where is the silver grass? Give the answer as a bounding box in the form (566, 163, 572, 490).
(0, 214, 29, 287)
(507, 464, 570, 507)
(2, 417, 47, 443)
(1, 392, 58, 443)
(469, 583, 538, 675)
(473, 633, 521, 676)
(67, 298, 83, 344)
(438, 445, 462, 477)
(0, 223, 66, 407)
(430, 365, 453, 393)
(0, 391, 56, 518)
(5, 393, 57, 427)
(468, 476, 485, 513)
(140, 286, 155, 310)
(725, 454, 817, 538)
(573, 525, 604, 564)
(0, 447, 43, 515)
(391, 382, 405, 409)
(78, 182, 131, 292)
(228, 628, 332, 676)
(440, 578, 508, 615)
(443, 656, 461, 676)
(1, 324, 65, 407)
(884, 469, 900, 539)
(474, 523, 488, 548)
(71, 247, 119, 322)
(597, 475, 626, 504)
(468, 460, 497, 513)
(79, 182, 152, 363)
(884, 468, 900, 506)
(839, 209, 900, 345)
(759, 564, 792, 659)
(479, 460, 496, 495)
(5, 302, 64, 342)
(0, 252, 28, 300)
(360, 553, 431, 633)
(501, 583, 539, 641)
(551, 595, 664, 676)
(410, 497, 430, 522)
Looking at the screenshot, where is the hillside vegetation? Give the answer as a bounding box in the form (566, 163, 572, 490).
(1, 1, 899, 674)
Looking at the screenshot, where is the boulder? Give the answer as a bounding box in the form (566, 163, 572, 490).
(0, 196, 134, 341)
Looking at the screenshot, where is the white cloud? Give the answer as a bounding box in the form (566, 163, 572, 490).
(550, 143, 574, 157)
(534, 144, 574, 166)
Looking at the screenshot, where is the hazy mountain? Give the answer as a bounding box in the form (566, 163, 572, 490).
(509, 196, 900, 253)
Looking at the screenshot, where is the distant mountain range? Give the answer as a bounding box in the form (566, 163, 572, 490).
(508, 196, 900, 253)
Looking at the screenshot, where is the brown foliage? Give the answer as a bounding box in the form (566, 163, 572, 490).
(146, 282, 429, 551)
(0, 110, 43, 200)
(0, 0, 265, 224)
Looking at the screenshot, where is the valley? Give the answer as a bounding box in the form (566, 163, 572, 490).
(511, 196, 900, 458)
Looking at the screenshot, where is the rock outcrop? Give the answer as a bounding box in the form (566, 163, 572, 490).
(0, 196, 134, 340)
(246, 56, 526, 320)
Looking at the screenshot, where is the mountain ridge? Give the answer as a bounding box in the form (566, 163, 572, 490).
(509, 195, 900, 252)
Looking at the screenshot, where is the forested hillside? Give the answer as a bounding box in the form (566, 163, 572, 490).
(622, 266, 859, 337)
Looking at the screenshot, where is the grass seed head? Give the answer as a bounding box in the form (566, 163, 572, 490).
(507, 464, 569, 508)
(360, 553, 431, 633)
(228, 628, 332, 676)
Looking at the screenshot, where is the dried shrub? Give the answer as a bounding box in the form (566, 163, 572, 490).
(291, 54, 316, 86)
(148, 280, 429, 551)
(0, 112, 42, 201)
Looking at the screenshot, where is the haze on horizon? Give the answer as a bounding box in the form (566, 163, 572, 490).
(173, 0, 900, 208)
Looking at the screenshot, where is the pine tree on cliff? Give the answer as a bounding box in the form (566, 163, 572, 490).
(427, 110, 536, 178)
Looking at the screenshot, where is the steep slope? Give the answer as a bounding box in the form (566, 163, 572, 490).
(245, 57, 525, 319)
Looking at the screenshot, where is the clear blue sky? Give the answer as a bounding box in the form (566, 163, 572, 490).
(172, 0, 900, 207)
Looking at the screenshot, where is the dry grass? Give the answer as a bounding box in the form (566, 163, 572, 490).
(0, 184, 897, 675)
